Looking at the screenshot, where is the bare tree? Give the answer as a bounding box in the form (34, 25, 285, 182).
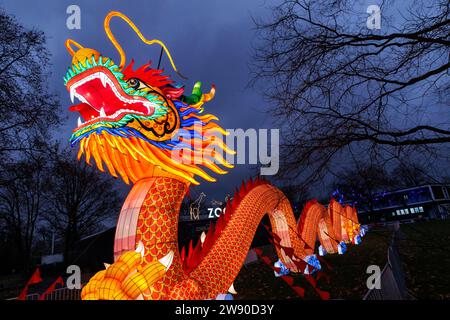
(279, 184, 310, 216)
(0, 9, 60, 163)
(252, 0, 450, 185)
(0, 9, 62, 272)
(333, 162, 395, 213)
(0, 155, 49, 271)
(42, 151, 122, 264)
(391, 158, 438, 187)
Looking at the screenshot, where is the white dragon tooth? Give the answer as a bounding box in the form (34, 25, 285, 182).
(200, 231, 206, 244)
(100, 107, 106, 117)
(228, 283, 237, 295)
(77, 117, 83, 127)
(70, 87, 75, 103)
(135, 241, 144, 258)
(103, 263, 110, 269)
(158, 250, 174, 270)
(100, 73, 107, 88)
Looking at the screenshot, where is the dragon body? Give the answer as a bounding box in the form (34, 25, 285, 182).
(65, 12, 362, 300)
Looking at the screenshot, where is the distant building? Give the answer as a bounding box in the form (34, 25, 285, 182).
(356, 184, 450, 224)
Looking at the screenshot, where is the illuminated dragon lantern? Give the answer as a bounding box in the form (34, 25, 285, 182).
(65, 12, 363, 300)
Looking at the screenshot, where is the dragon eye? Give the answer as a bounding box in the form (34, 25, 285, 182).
(127, 78, 141, 89)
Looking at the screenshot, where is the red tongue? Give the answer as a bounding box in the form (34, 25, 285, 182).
(69, 103, 98, 121)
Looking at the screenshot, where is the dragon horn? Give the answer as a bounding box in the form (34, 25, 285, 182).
(65, 39, 84, 56)
(158, 250, 174, 270)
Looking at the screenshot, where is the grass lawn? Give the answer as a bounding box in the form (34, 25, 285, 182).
(398, 219, 450, 299)
(319, 228, 391, 299)
(234, 228, 392, 300)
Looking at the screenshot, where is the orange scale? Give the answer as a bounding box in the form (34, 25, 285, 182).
(152, 213, 160, 220)
(144, 220, 153, 228)
(152, 284, 164, 295)
(150, 247, 158, 256)
(143, 232, 151, 241)
(151, 292, 160, 300)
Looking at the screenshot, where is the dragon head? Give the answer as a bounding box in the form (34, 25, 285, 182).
(65, 12, 233, 185)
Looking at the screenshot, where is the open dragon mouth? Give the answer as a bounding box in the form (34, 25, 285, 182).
(67, 66, 156, 129)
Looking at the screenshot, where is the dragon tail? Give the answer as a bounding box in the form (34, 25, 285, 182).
(173, 178, 361, 299)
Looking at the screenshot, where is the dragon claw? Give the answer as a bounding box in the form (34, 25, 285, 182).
(158, 250, 174, 270)
(135, 240, 145, 257)
(81, 248, 170, 300)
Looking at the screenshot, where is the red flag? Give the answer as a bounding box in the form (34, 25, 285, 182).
(260, 256, 272, 265)
(39, 276, 64, 300)
(316, 288, 330, 300)
(17, 287, 28, 301)
(17, 267, 43, 300)
(279, 245, 294, 257)
(281, 275, 294, 286)
(291, 285, 305, 298)
(252, 247, 263, 256)
(28, 268, 43, 285)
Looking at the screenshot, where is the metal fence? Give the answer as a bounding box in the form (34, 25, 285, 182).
(43, 287, 81, 300)
(8, 287, 82, 300)
(363, 228, 412, 300)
